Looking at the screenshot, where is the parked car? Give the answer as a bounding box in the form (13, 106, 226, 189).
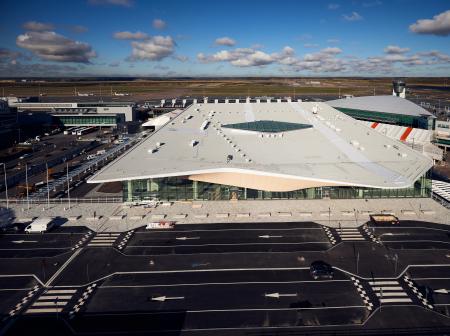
(19, 153, 32, 160)
(310, 261, 334, 280)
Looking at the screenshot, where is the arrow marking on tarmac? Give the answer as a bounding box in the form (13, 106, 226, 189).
(265, 292, 297, 298)
(258, 235, 283, 239)
(12, 240, 38, 244)
(175, 237, 200, 241)
(152, 296, 185, 302)
(434, 289, 449, 294)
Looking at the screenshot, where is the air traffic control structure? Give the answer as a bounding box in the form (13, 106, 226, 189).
(88, 98, 433, 202)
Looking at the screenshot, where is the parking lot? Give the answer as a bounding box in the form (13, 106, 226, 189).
(0, 220, 449, 335)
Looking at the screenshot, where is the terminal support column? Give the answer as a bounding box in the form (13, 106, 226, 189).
(127, 180, 133, 201)
(193, 180, 198, 200)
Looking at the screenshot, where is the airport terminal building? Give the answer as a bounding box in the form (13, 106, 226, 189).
(327, 95, 435, 130)
(89, 99, 433, 202)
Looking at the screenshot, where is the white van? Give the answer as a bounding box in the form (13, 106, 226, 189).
(25, 217, 53, 233)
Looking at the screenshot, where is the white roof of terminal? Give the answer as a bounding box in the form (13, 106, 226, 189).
(88, 101, 432, 189)
(327, 95, 433, 117)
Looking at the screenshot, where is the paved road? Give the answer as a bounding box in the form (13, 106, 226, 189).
(369, 221, 450, 250)
(125, 224, 331, 254)
(0, 220, 450, 336)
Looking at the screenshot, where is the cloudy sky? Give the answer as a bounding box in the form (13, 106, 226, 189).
(1, 0, 450, 77)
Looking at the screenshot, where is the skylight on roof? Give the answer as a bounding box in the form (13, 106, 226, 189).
(222, 120, 312, 133)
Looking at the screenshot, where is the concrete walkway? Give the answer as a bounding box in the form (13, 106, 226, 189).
(1, 198, 448, 232)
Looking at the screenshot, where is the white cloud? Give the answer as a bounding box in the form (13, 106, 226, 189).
(384, 45, 410, 54)
(23, 21, 54, 31)
(71, 25, 88, 33)
(304, 43, 319, 48)
(198, 47, 275, 67)
(174, 54, 189, 62)
(342, 12, 363, 21)
(409, 10, 450, 36)
(362, 1, 382, 7)
(16, 31, 96, 63)
(327, 3, 340, 10)
(88, 0, 133, 7)
(152, 19, 166, 30)
(197, 45, 345, 72)
(129, 35, 175, 61)
(327, 38, 340, 44)
(418, 50, 450, 63)
(113, 31, 149, 40)
(215, 37, 236, 47)
(321, 47, 342, 55)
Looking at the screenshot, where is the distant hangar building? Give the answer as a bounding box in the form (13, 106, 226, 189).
(89, 99, 433, 202)
(9, 101, 136, 126)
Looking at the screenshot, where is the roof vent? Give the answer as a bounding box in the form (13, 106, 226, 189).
(200, 120, 210, 131)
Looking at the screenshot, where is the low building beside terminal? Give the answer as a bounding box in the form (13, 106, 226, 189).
(327, 95, 436, 130)
(9, 101, 136, 126)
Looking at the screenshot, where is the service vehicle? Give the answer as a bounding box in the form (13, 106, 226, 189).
(24, 217, 54, 233)
(145, 221, 175, 230)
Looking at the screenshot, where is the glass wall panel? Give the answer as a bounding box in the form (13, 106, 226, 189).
(122, 170, 432, 202)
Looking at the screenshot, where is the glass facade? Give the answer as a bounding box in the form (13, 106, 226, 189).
(335, 107, 433, 130)
(223, 120, 312, 133)
(56, 115, 120, 126)
(122, 171, 432, 202)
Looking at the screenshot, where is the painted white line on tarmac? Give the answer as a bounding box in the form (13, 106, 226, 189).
(0, 274, 44, 286)
(0, 288, 33, 291)
(412, 277, 450, 280)
(0, 247, 72, 251)
(135, 227, 324, 234)
(370, 226, 450, 233)
(45, 248, 82, 287)
(380, 240, 450, 244)
(24, 308, 63, 314)
(100, 279, 350, 288)
(126, 242, 329, 248)
(184, 306, 366, 313)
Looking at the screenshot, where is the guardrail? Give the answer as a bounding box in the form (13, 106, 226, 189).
(30, 136, 140, 198)
(0, 197, 123, 205)
(431, 192, 450, 209)
(0, 141, 99, 190)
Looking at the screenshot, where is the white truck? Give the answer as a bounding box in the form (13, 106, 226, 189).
(25, 217, 54, 233)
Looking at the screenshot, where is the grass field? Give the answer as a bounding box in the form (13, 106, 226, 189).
(0, 77, 448, 100)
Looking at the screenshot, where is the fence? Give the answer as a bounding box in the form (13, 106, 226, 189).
(0, 197, 123, 205)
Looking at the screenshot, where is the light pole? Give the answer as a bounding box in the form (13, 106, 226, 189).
(25, 163, 30, 210)
(66, 162, 71, 210)
(0, 163, 8, 209)
(46, 162, 50, 209)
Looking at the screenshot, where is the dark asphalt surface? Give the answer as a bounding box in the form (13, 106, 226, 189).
(125, 225, 331, 254)
(0, 220, 449, 336)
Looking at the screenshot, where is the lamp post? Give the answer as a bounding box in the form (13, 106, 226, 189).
(66, 162, 71, 210)
(0, 163, 8, 209)
(25, 163, 29, 210)
(46, 162, 50, 209)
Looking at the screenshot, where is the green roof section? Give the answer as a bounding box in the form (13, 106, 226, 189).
(222, 120, 312, 133)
